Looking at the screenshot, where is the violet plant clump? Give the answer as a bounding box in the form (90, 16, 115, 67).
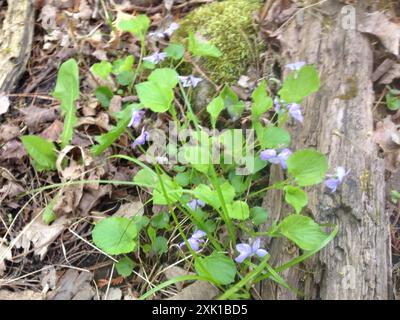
(24, 13, 342, 300)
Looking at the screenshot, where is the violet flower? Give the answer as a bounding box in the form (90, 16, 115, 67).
(128, 109, 145, 128)
(188, 199, 206, 211)
(180, 229, 206, 252)
(164, 22, 179, 37)
(149, 22, 179, 39)
(285, 61, 306, 72)
(324, 166, 350, 193)
(273, 97, 282, 112)
(260, 148, 292, 169)
(143, 51, 167, 64)
(235, 238, 268, 263)
(178, 75, 203, 88)
(132, 127, 149, 149)
(287, 103, 303, 123)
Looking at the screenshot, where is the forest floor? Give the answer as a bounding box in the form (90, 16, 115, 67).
(0, 0, 399, 300)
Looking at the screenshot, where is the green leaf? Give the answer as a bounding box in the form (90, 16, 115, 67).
(133, 167, 158, 188)
(151, 236, 169, 255)
(151, 212, 170, 229)
(116, 71, 136, 86)
(220, 85, 245, 120)
(227, 200, 249, 220)
(112, 56, 135, 74)
(135, 81, 174, 112)
(195, 253, 236, 285)
(95, 86, 113, 108)
(92, 217, 138, 255)
(286, 149, 328, 186)
(21, 135, 57, 171)
(165, 43, 185, 60)
(132, 215, 149, 232)
(148, 68, 179, 89)
(92, 61, 112, 79)
(273, 215, 328, 251)
(252, 80, 273, 118)
(220, 181, 236, 204)
(91, 105, 135, 155)
(152, 175, 183, 205)
(188, 31, 222, 58)
(250, 206, 269, 226)
(118, 15, 150, 40)
(386, 92, 400, 111)
(116, 257, 135, 277)
(207, 96, 225, 129)
(284, 186, 308, 214)
(279, 65, 320, 103)
(180, 145, 211, 174)
(258, 126, 291, 149)
(194, 184, 220, 209)
(175, 171, 191, 187)
(53, 59, 80, 148)
(42, 193, 60, 225)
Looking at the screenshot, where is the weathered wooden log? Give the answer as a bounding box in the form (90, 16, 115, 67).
(260, 0, 392, 300)
(0, 0, 35, 92)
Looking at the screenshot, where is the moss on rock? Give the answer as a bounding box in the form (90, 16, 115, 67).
(173, 0, 262, 84)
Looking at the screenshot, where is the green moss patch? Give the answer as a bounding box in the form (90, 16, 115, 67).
(174, 0, 262, 84)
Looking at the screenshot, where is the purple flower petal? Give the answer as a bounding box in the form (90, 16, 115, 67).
(255, 248, 268, 258)
(251, 238, 261, 252)
(178, 75, 203, 88)
(192, 229, 206, 239)
(188, 199, 206, 211)
(277, 148, 292, 169)
(128, 109, 145, 128)
(274, 98, 281, 112)
(132, 127, 149, 149)
(150, 22, 179, 39)
(260, 149, 278, 162)
(236, 243, 252, 255)
(336, 166, 350, 182)
(187, 237, 200, 251)
(143, 52, 167, 64)
(285, 61, 306, 71)
(235, 243, 252, 263)
(325, 178, 340, 193)
(287, 103, 303, 123)
(165, 22, 179, 37)
(235, 252, 250, 263)
(197, 200, 206, 207)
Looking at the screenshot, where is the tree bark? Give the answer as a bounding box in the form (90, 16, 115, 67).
(260, 0, 392, 300)
(0, 0, 35, 92)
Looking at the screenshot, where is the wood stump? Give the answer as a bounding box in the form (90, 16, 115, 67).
(0, 0, 35, 92)
(260, 0, 392, 300)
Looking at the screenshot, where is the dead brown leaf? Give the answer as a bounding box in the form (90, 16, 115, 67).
(114, 201, 144, 219)
(0, 241, 12, 275)
(48, 269, 94, 300)
(358, 12, 400, 56)
(380, 63, 400, 85)
(40, 119, 63, 142)
(109, 95, 122, 114)
(0, 140, 27, 160)
(0, 93, 10, 115)
(78, 185, 112, 216)
(0, 124, 20, 143)
(164, 266, 195, 291)
(373, 117, 400, 171)
(22, 105, 58, 131)
(0, 290, 42, 300)
(166, 281, 219, 300)
(14, 215, 69, 259)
